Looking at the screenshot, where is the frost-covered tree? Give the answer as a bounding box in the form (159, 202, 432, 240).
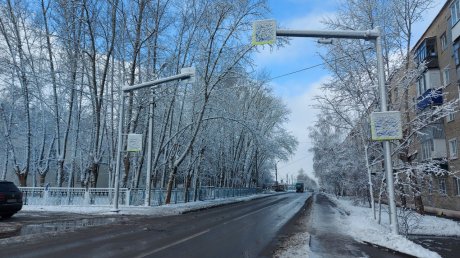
(0, 0, 300, 208)
(311, 0, 450, 216)
(296, 168, 317, 191)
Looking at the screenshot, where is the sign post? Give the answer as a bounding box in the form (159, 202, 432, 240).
(113, 68, 195, 211)
(253, 21, 399, 234)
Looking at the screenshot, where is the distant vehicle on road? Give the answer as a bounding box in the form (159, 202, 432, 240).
(273, 184, 287, 192)
(0, 181, 23, 218)
(295, 182, 304, 193)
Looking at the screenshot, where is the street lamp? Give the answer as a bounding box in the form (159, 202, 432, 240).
(112, 67, 195, 211)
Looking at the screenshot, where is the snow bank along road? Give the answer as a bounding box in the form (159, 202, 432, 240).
(0, 193, 310, 258)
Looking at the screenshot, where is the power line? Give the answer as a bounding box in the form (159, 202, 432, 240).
(268, 47, 373, 81)
(269, 63, 325, 80)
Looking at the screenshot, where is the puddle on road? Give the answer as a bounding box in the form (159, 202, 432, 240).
(2, 217, 119, 239)
(409, 235, 460, 258)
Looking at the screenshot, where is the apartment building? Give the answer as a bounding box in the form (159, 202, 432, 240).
(409, 0, 460, 212)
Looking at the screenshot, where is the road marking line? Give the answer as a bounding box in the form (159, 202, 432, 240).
(134, 229, 210, 258)
(136, 197, 290, 257)
(223, 202, 276, 225)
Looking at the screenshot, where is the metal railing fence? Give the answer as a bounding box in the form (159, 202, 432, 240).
(19, 187, 261, 206)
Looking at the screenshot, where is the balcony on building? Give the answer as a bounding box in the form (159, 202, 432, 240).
(415, 37, 439, 69)
(416, 88, 443, 111)
(416, 65, 443, 111)
(420, 122, 447, 161)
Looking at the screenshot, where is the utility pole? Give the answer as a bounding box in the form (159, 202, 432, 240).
(274, 161, 278, 185)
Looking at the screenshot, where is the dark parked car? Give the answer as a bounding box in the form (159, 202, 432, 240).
(0, 181, 23, 218)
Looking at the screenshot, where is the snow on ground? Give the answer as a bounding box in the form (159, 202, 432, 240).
(22, 193, 273, 217)
(328, 195, 460, 258)
(409, 211, 460, 236)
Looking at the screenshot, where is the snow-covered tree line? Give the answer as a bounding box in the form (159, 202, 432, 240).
(0, 0, 297, 201)
(309, 0, 456, 215)
(296, 168, 318, 191)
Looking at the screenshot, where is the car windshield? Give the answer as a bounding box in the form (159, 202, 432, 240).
(0, 182, 19, 192)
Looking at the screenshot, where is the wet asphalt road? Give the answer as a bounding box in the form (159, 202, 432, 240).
(2, 193, 457, 258)
(0, 193, 310, 258)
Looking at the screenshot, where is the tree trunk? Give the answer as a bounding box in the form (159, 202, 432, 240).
(57, 160, 65, 187)
(164, 165, 178, 204)
(399, 183, 407, 208)
(184, 173, 193, 203)
(412, 176, 425, 214)
(122, 155, 131, 187)
(90, 162, 99, 188)
(17, 172, 27, 187)
(39, 174, 46, 187)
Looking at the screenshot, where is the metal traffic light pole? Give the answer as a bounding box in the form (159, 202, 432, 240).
(274, 27, 398, 234)
(113, 69, 195, 211)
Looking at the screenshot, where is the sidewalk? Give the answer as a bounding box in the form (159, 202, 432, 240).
(306, 194, 408, 258)
(274, 193, 416, 258)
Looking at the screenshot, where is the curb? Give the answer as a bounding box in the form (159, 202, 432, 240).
(362, 240, 418, 258)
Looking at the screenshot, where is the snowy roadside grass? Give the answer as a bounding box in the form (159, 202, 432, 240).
(409, 212, 460, 236)
(327, 195, 457, 258)
(21, 193, 275, 217)
(273, 232, 310, 258)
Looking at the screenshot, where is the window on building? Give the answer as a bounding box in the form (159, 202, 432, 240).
(443, 67, 450, 86)
(421, 139, 434, 160)
(417, 74, 427, 96)
(447, 111, 455, 122)
(439, 178, 447, 195)
(449, 138, 458, 159)
(455, 177, 460, 196)
(452, 0, 460, 27)
(454, 41, 460, 66)
(415, 42, 427, 64)
(441, 33, 448, 50)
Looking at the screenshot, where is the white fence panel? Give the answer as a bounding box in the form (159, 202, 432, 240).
(19, 187, 260, 207)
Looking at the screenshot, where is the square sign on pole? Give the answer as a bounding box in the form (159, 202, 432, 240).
(180, 67, 196, 83)
(127, 133, 143, 152)
(252, 19, 276, 45)
(370, 111, 403, 141)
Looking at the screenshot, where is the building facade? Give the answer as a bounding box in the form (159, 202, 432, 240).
(410, 0, 460, 212)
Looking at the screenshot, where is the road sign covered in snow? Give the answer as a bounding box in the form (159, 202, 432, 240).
(252, 20, 276, 45)
(127, 134, 143, 152)
(370, 111, 403, 141)
(180, 67, 195, 83)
